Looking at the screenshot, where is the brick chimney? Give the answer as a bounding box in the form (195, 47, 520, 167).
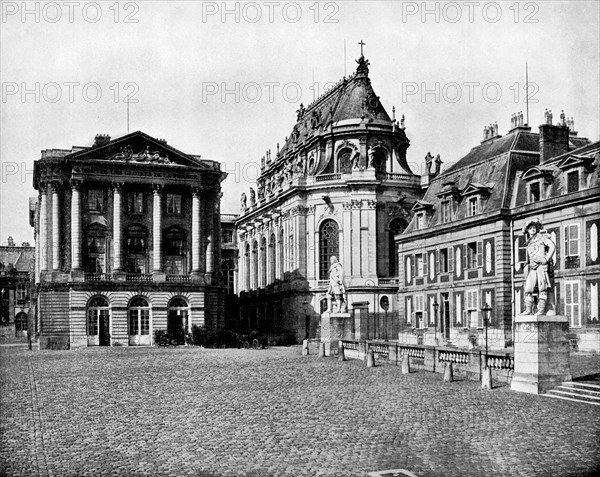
(538, 124, 570, 164)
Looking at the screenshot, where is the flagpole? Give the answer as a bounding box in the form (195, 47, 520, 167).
(525, 62, 529, 126)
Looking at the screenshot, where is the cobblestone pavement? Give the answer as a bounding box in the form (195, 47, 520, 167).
(1, 346, 599, 477)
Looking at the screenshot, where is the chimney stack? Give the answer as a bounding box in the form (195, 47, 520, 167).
(539, 123, 570, 164)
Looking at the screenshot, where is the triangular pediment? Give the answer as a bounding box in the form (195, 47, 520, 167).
(461, 182, 491, 197)
(65, 131, 208, 168)
(557, 154, 593, 170)
(412, 200, 434, 212)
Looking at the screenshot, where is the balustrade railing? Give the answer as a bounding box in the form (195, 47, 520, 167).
(126, 274, 153, 282)
(438, 350, 470, 365)
(315, 173, 341, 182)
(369, 342, 390, 358)
(84, 273, 110, 281)
(485, 354, 514, 370)
(341, 340, 358, 351)
(166, 274, 191, 282)
(399, 345, 425, 359)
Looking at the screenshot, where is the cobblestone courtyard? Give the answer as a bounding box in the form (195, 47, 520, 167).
(1, 345, 599, 477)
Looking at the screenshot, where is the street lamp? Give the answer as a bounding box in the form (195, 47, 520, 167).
(480, 302, 493, 389)
(433, 300, 439, 346)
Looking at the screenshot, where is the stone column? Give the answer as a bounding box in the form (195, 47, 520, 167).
(192, 188, 201, 275)
(70, 180, 82, 272)
(152, 184, 163, 273)
(306, 207, 316, 281)
(51, 183, 60, 271)
(342, 203, 352, 280)
(238, 240, 245, 291)
(39, 185, 48, 271)
(205, 195, 214, 281)
(282, 217, 288, 274)
(250, 239, 256, 290)
(296, 210, 306, 278)
(366, 200, 377, 277)
(275, 224, 282, 280)
(351, 200, 361, 277)
(112, 182, 123, 272)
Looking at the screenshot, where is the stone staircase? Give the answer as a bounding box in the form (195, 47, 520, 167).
(544, 382, 600, 406)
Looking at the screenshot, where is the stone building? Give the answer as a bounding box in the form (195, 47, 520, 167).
(396, 114, 600, 352)
(236, 54, 422, 343)
(32, 131, 227, 349)
(0, 238, 35, 339)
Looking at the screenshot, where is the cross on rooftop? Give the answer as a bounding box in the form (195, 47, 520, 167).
(359, 40, 366, 57)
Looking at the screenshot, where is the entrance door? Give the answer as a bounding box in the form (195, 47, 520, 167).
(167, 310, 188, 345)
(99, 310, 111, 346)
(129, 298, 151, 346)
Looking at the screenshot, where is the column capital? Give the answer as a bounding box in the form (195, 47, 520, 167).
(111, 181, 124, 192)
(192, 187, 202, 197)
(152, 183, 163, 194)
(70, 179, 82, 191)
(50, 181, 62, 193)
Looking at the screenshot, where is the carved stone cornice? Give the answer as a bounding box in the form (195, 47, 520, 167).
(351, 199, 362, 209)
(365, 200, 377, 209)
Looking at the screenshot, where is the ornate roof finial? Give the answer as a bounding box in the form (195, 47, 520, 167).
(392, 106, 396, 122)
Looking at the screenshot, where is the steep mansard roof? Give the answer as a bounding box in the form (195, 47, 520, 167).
(269, 56, 393, 163)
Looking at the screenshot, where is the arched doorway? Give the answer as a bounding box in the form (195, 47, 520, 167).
(87, 296, 110, 346)
(15, 312, 28, 337)
(128, 296, 150, 346)
(167, 297, 189, 345)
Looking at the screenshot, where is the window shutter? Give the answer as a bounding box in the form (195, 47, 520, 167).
(477, 241, 483, 268)
(423, 252, 428, 278)
(435, 251, 440, 275)
(423, 312, 428, 328)
(411, 255, 416, 279)
(410, 312, 415, 325)
(463, 244, 468, 272)
(462, 310, 468, 328)
(564, 226, 569, 257)
(449, 246, 454, 273)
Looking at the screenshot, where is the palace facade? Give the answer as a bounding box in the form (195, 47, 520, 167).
(32, 131, 227, 349)
(236, 55, 422, 343)
(396, 116, 600, 352)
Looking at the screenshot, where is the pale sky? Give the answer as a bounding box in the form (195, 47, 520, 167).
(1, 0, 599, 244)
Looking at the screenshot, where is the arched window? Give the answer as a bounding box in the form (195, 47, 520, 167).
(370, 148, 387, 172)
(279, 229, 284, 279)
(245, 244, 251, 290)
(338, 148, 353, 173)
(389, 219, 406, 277)
(128, 296, 150, 346)
(260, 236, 267, 287)
(319, 220, 339, 279)
(269, 233, 276, 284)
(252, 241, 258, 289)
(87, 296, 110, 346)
(167, 297, 189, 345)
(15, 312, 28, 333)
(222, 259, 235, 295)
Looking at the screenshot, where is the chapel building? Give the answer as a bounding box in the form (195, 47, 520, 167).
(235, 54, 422, 343)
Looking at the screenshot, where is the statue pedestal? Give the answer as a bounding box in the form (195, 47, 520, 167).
(511, 315, 572, 395)
(320, 312, 352, 356)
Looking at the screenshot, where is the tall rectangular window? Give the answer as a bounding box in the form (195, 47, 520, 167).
(466, 289, 480, 328)
(441, 201, 450, 223)
(565, 281, 581, 327)
(565, 224, 580, 257)
(416, 213, 424, 230)
(166, 194, 181, 214)
(127, 191, 144, 213)
(415, 253, 424, 277)
(415, 294, 425, 329)
(222, 229, 234, 244)
(567, 171, 579, 193)
(87, 189, 105, 212)
(467, 242, 477, 269)
(468, 197, 478, 216)
(440, 248, 449, 273)
(529, 182, 540, 203)
(16, 283, 28, 302)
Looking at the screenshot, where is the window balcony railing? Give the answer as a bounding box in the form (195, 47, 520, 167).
(315, 173, 341, 182)
(166, 274, 191, 282)
(84, 273, 111, 281)
(126, 274, 153, 282)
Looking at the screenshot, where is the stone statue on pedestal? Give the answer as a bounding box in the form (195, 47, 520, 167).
(522, 218, 556, 315)
(326, 256, 347, 313)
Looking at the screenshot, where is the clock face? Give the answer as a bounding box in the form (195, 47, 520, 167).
(368, 96, 379, 110)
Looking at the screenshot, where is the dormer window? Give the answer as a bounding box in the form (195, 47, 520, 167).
(416, 213, 424, 230)
(529, 182, 541, 203)
(468, 197, 479, 216)
(441, 200, 451, 223)
(567, 170, 579, 193)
